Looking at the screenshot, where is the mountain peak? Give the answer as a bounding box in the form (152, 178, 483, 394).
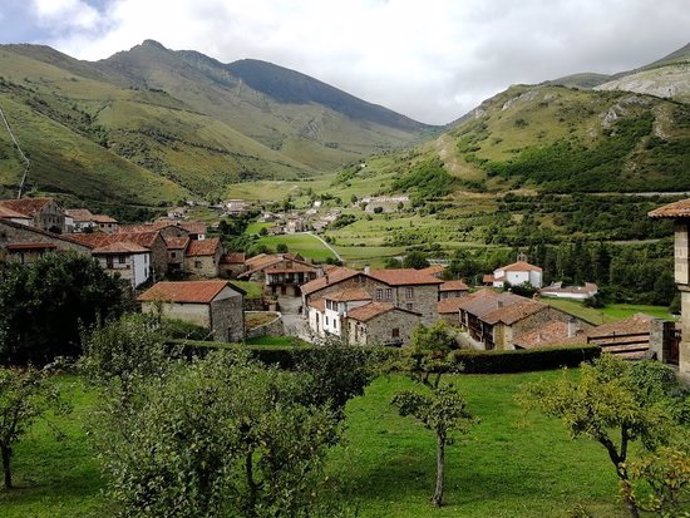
(140, 39, 167, 50)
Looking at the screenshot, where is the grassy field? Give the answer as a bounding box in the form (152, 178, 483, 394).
(543, 298, 673, 325)
(256, 233, 337, 262)
(1, 370, 633, 517)
(229, 280, 263, 300)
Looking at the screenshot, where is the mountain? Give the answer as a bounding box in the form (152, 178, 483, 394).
(0, 40, 433, 205)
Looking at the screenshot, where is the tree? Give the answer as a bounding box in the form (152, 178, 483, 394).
(521, 355, 683, 518)
(403, 321, 459, 388)
(0, 252, 130, 364)
(403, 251, 430, 270)
(383, 257, 403, 269)
(93, 350, 344, 517)
(391, 385, 475, 506)
(0, 367, 68, 489)
(276, 242, 289, 253)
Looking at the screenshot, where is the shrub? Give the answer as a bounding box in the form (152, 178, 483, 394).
(450, 346, 601, 373)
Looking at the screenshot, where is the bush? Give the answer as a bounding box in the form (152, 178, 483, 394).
(450, 345, 601, 374)
(161, 318, 212, 341)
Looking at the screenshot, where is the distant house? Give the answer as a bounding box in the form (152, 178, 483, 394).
(540, 282, 598, 301)
(92, 214, 119, 233)
(286, 218, 305, 234)
(0, 197, 65, 232)
(163, 235, 190, 274)
(65, 209, 118, 233)
(167, 207, 186, 220)
(0, 205, 33, 226)
(139, 280, 245, 342)
(184, 237, 222, 277)
(92, 241, 151, 288)
(484, 260, 543, 289)
(225, 199, 251, 216)
(118, 220, 206, 240)
(437, 297, 466, 325)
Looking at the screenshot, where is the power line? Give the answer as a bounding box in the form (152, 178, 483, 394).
(0, 104, 30, 199)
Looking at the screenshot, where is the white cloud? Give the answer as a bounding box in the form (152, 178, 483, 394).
(28, 0, 690, 124)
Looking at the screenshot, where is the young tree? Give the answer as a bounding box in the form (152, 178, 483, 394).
(392, 385, 475, 506)
(521, 355, 682, 518)
(0, 367, 68, 489)
(403, 321, 459, 388)
(403, 251, 430, 269)
(276, 242, 289, 253)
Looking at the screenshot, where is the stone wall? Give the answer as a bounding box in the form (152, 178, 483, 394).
(494, 306, 593, 350)
(185, 251, 220, 278)
(211, 289, 244, 342)
(142, 301, 211, 328)
(246, 311, 284, 339)
(0, 219, 91, 254)
(348, 308, 420, 347)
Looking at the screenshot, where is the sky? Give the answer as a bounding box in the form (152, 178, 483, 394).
(2, 0, 690, 125)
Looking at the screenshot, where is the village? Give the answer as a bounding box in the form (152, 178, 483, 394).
(1, 194, 686, 375)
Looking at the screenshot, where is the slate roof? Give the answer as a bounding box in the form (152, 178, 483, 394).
(138, 280, 233, 303)
(648, 199, 690, 219)
(186, 237, 221, 257)
(368, 268, 444, 286)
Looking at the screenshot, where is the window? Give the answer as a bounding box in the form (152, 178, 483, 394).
(405, 287, 414, 299)
(118, 255, 126, 264)
(106, 257, 114, 269)
(375, 288, 383, 301)
(195, 260, 202, 269)
(406, 303, 414, 311)
(325, 316, 329, 326)
(171, 251, 177, 259)
(392, 328, 400, 338)
(385, 288, 392, 300)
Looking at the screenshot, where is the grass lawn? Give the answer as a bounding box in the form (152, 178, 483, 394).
(244, 221, 272, 235)
(328, 373, 627, 518)
(256, 233, 336, 262)
(2, 370, 633, 517)
(543, 298, 673, 325)
(229, 280, 263, 300)
(244, 335, 309, 347)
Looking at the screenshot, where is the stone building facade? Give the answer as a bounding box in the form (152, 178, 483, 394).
(0, 219, 91, 259)
(346, 303, 421, 347)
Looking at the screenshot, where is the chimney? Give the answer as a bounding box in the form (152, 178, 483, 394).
(364, 265, 371, 275)
(497, 300, 504, 308)
(567, 317, 579, 338)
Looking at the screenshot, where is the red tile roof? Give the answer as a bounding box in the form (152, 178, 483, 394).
(138, 280, 232, 303)
(93, 241, 149, 254)
(6, 242, 57, 251)
(92, 214, 118, 224)
(186, 237, 221, 257)
(455, 289, 544, 325)
(308, 298, 326, 311)
(301, 267, 360, 296)
(0, 197, 54, 217)
(437, 297, 466, 314)
(440, 280, 469, 292)
(69, 231, 160, 250)
(499, 261, 542, 272)
(347, 302, 420, 322)
(0, 206, 32, 219)
(482, 274, 495, 284)
(648, 199, 690, 219)
(368, 268, 444, 286)
(65, 209, 94, 221)
(221, 252, 245, 265)
(163, 236, 190, 250)
(513, 321, 581, 349)
(419, 265, 445, 277)
(483, 299, 545, 326)
(325, 288, 372, 302)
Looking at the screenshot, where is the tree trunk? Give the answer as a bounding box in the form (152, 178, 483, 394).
(432, 434, 445, 507)
(1, 445, 12, 490)
(617, 467, 640, 518)
(245, 449, 258, 517)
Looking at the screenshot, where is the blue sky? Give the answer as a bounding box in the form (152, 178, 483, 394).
(2, 0, 689, 124)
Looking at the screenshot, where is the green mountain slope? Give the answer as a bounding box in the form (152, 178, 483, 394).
(0, 41, 432, 205)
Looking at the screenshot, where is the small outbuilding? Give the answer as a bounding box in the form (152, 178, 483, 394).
(138, 280, 245, 342)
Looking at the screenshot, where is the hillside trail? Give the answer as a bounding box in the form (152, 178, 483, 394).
(435, 134, 461, 176)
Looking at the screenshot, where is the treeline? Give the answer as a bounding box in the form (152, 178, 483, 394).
(446, 239, 675, 306)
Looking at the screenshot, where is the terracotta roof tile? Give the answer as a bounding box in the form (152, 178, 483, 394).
(0, 197, 54, 217)
(186, 237, 221, 257)
(499, 261, 542, 272)
(6, 242, 57, 251)
(648, 199, 690, 219)
(368, 268, 444, 286)
(419, 265, 445, 277)
(138, 280, 232, 303)
(164, 236, 190, 250)
(308, 298, 326, 311)
(93, 241, 149, 254)
(92, 214, 118, 224)
(483, 299, 545, 325)
(65, 209, 94, 221)
(483, 274, 495, 283)
(513, 321, 584, 349)
(301, 267, 360, 296)
(437, 298, 466, 314)
(440, 280, 469, 292)
(325, 288, 372, 302)
(0, 205, 31, 219)
(69, 231, 160, 249)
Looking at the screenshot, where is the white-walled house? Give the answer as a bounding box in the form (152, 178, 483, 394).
(322, 288, 372, 337)
(540, 282, 598, 300)
(485, 261, 543, 289)
(92, 241, 151, 288)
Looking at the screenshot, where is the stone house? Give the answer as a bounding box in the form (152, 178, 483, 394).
(437, 297, 466, 326)
(184, 237, 222, 277)
(92, 241, 151, 288)
(307, 288, 372, 339)
(118, 220, 206, 241)
(439, 280, 469, 299)
(455, 289, 583, 350)
(0, 205, 33, 226)
(0, 218, 91, 263)
(239, 254, 318, 296)
(92, 214, 119, 233)
(163, 235, 190, 274)
(0, 197, 65, 232)
(346, 302, 421, 347)
(65, 209, 96, 233)
(483, 260, 543, 289)
(219, 252, 246, 278)
(138, 280, 245, 342)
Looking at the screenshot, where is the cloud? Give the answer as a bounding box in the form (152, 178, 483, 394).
(22, 0, 690, 124)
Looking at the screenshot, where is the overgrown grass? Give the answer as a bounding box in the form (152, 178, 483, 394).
(229, 280, 263, 300)
(256, 233, 336, 261)
(543, 297, 673, 325)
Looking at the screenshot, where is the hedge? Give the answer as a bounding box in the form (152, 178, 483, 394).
(169, 339, 600, 374)
(450, 345, 601, 374)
